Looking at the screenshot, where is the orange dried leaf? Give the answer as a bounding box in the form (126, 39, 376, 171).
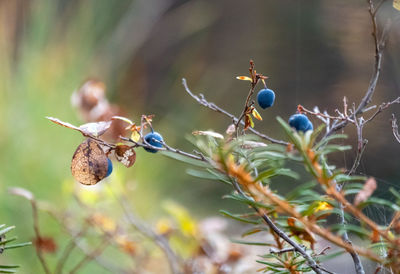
(354, 178, 377, 206)
(371, 229, 380, 243)
(33, 236, 57, 253)
(287, 217, 296, 227)
(244, 114, 254, 130)
(236, 76, 252, 82)
(115, 236, 137, 255)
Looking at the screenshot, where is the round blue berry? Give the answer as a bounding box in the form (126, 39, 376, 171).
(305, 120, 313, 131)
(106, 158, 113, 177)
(257, 88, 275, 109)
(144, 132, 164, 153)
(288, 114, 313, 132)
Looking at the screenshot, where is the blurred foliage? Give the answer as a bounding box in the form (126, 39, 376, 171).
(0, 224, 31, 273)
(0, 0, 400, 272)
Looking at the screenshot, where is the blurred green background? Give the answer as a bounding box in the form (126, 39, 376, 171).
(0, 0, 399, 272)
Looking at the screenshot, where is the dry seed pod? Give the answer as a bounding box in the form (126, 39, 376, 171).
(71, 139, 109, 185)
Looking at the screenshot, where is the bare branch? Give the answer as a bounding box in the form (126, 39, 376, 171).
(46, 211, 128, 273)
(119, 136, 207, 162)
(55, 225, 89, 274)
(325, 0, 392, 137)
(118, 196, 182, 274)
(235, 60, 258, 133)
(182, 78, 288, 145)
(364, 97, 400, 124)
(69, 237, 109, 274)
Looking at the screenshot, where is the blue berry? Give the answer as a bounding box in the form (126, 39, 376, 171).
(305, 121, 313, 131)
(257, 88, 275, 109)
(106, 158, 113, 177)
(144, 132, 164, 153)
(288, 114, 313, 132)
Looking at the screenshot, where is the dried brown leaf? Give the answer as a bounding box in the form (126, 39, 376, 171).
(79, 121, 112, 137)
(71, 139, 109, 185)
(46, 117, 112, 137)
(33, 236, 57, 253)
(115, 145, 136, 167)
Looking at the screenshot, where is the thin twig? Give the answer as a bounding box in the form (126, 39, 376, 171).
(391, 114, 400, 144)
(320, 156, 365, 274)
(325, 0, 392, 137)
(182, 78, 288, 145)
(47, 211, 125, 273)
(119, 136, 207, 162)
(339, 202, 365, 274)
(69, 237, 109, 274)
(235, 61, 258, 133)
(118, 195, 182, 274)
(30, 200, 51, 274)
(55, 224, 89, 274)
(364, 97, 400, 124)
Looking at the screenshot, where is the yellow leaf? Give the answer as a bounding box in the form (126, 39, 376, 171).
(156, 218, 174, 235)
(236, 76, 252, 81)
(163, 201, 197, 237)
(394, 0, 400, 11)
(75, 185, 101, 205)
(252, 108, 263, 121)
(131, 131, 141, 142)
(248, 114, 254, 128)
(314, 201, 332, 212)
